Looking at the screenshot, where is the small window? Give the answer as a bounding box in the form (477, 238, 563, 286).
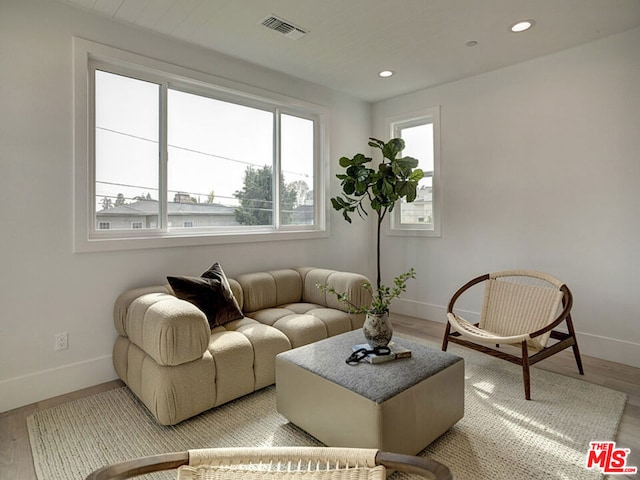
(98, 222, 110, 230)
(183, 221, 194, 228)
(131, 222, 143, 229)
(387, 106, 441, 237)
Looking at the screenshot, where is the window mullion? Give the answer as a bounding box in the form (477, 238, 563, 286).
(159, 82, 169, 231)
(88, 63, 98, 235)
(273, 109, 281, 230)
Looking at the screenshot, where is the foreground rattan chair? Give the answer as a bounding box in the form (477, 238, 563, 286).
(442, 270, 584, 400)
(85, 446, 453, 480)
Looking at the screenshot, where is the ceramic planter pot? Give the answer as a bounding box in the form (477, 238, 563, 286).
(362, 311, 393, 347)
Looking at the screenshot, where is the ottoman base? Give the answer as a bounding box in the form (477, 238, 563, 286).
(276, 354, 464, 455)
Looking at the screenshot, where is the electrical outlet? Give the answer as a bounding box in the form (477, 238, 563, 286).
(55, 332, 68, 351)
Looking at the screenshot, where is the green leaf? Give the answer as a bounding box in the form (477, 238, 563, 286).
(392, 158, 418, 177)
(409, 168, 424, 181)
(356, 168, 371, 183)
(330, 197, 343, 210)
(343, 180, 356, 195)
(406, 186, 417, 203)
(382, 178, 394, 195)
(345, 165, 359, 178)
(382, 138, 404, 161)
(362, 167, 375, 182)
(331, 196, 354, 211)
(355, 181, 367, 194)
(396, 180, 410, 197)
(378, 163, 392, 176)
(352, 153, 371, 165)
(398, 156, 419, 169)
(368, 138, 384, 149)
(339, 156, 352, 168)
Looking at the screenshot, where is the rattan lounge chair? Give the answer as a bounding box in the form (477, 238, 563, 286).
(442, 270, 584, 400)
(84, 446, 453, 480)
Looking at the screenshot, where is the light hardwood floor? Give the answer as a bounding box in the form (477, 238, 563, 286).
(1, 315, 638, 480)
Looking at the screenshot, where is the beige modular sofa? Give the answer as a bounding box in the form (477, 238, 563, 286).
(113, 267, 371, 425)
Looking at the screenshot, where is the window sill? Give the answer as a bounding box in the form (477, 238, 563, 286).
(385, 222, 441, 238)
(74, 228, 329, 253)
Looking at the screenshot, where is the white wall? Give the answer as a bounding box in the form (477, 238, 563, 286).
(0, 0, 372, 412)
(373, 27, 640, 368)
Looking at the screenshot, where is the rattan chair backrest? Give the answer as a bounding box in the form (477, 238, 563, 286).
(480, 272, 564, 350)
(178, 447, 385, 480)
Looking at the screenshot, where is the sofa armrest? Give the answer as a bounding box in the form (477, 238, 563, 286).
(299, 268, 372, 313)
(114, 285, 171, 334)
(114, 288, 210, 366)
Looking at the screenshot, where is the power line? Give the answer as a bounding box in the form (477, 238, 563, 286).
(97, 180, 158, 191)
(96, 180, 278, 206)
(96, 182, 288, 208)
(96, 126, 312, 179)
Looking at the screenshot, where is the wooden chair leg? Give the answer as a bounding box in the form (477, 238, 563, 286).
(442, 322, 451, 351)
(572, 342, 585, 375)
(566, 315, 585, 375)
(521, 341, 531, 400)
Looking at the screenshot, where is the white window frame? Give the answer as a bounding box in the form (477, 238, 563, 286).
(73, 38, 328, 253)
(385, 106, 441, 237)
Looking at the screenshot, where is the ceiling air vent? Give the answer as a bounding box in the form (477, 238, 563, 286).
(260, 15, 307, 40)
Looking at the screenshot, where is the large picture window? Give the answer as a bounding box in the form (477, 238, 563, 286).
(387, 107, 441, 237)
(74, 39, 326, 252)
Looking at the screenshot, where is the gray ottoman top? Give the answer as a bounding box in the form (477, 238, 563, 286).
(277, 330, 463, 404)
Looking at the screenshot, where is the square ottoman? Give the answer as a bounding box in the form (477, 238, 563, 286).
(275, 330, 464, 455)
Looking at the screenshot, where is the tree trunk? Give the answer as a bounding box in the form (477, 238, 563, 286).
(376, 210, 383, 291)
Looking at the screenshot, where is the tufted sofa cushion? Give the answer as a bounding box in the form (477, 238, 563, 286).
(299, 268, 372, 313)
(234, 269, 303, 312)
(235, 268, 370, 348)
(114, 290, 210, 366)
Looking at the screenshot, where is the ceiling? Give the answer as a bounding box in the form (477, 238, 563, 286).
(56, 0, 640, 102)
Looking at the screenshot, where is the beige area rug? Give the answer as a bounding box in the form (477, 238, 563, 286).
(27, 337, 626, 480)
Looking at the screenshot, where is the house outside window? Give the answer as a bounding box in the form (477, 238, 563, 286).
(387, 106, 441, 237)
(73, 39, 327, 252)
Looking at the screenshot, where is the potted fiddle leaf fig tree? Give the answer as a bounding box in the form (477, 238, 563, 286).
(319, 137, 423, 347)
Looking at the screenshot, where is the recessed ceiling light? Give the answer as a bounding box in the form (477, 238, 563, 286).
(378, 70, 394, 78)
(510, 19, 535, 33)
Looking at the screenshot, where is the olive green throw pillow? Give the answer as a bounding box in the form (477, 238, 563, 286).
(167, 263, 243, 329)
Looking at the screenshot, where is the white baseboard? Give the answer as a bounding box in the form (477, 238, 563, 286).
(391, 298, 640, 369)
(573, 333, 640, 369)
(0, 355, 117, 413)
